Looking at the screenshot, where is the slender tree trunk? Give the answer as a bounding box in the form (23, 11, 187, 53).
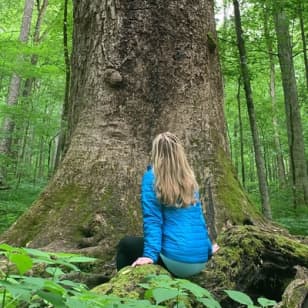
(233, 0, 272, 219)
(263, 4, 286, 188)
(298, 1, 308, 90)
(0, 0, 34, 181)
(22, 0, 49, 98)
(233, 121, 239, 176)
(237, 77, 245, 188)
(15, 0, 49, 183)
(274, 3, 308, 206)
(54, 0, 71, 171)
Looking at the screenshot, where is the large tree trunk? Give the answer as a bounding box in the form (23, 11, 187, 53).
(1, 0, 263, 260)
(274, 4, 308, 206)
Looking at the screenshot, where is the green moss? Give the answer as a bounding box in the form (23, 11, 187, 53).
(93, 265, 170, 299)
(2, 184, 91, 246)
(215, 148, 263, 224)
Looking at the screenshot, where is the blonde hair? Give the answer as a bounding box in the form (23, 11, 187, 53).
(151, 132, 198, 207)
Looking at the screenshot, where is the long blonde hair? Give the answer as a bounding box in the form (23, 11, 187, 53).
(151, 132, 198, 207)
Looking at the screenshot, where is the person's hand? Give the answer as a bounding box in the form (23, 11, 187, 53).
(131, 257, 154, 267)
(212, 243, 220, 254)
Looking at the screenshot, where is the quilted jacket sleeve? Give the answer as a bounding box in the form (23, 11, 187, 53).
(141, 168, 163, 263)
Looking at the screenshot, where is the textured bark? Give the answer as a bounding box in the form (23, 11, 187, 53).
(275, 266, 308, 308)
(54, 0, 71, 170)
(233, 0, 272, 219)
(1, 0, 265, 261)
(274, 4, 308, 206)
(236, 77, 245, 188)
(298, 1, 308, 90)
(263, 4, 286, 187)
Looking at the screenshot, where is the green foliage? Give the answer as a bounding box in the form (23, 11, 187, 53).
(139, 274, 221, 307)
(0, 182, 45, 234)
(224, 290, 277, 308)
(0, 244, 277, 308)
(249, 187, 308, 235)
(0, 243, 95, 308)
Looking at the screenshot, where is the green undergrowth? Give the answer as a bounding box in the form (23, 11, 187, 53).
(0, 244, 277, 308)
(248, 185, 308, 236)
(0, 181, 46, 235)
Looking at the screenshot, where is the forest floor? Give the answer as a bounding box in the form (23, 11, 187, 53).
(0, 181, 308, 237)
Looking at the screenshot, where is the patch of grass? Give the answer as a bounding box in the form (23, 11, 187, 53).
(0, 181, 46, 235)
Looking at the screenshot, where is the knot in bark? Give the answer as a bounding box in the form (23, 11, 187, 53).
(104, 69, 123, 87)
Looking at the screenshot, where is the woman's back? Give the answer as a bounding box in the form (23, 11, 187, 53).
(141, 167, 212, 264)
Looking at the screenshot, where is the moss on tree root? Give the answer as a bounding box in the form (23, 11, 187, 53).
(93, 226, 308, 308)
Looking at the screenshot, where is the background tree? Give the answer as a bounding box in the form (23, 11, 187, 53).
(232, 0, 272, 219)
(0, 0, 34, 183)
(274, 1, 308, 206)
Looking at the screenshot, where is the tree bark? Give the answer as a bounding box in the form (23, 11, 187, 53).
(15, 0, 49, 182)
(263, 3, 286, 188)
(298, 1, 308, 90)
(233, 0, 272, 219)
(0, 0, 34, 180)
(54, 0, 71, 171)
(274, 3, 308, 206)
(236, 77, 245, 188)
(1, 0, 264, 260)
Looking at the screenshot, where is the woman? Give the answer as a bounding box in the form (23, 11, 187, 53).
(116, 132, 218, 277)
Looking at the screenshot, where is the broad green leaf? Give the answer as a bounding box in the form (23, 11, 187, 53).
(0, 243, 15, 252)
(224, 290, 254, 306)
(53, 259, 80, 271)
(144, 288, 153, 300)
(177, 279, 213, 298)
(60, 255, 97, 263)
(66, 297, 91, 308)
(58, 279, 87, 289)
(138, 283, 151, 289)
(19, 276, 45, 290)
(152, 287, 178, 304)
(174, 302, 186, 308)
(45, 266, 65, 277)
(257, 297, 277, 307)
(23, 248, 52, 258)
(51, 252, 96, 263)
(43, 279, 66, 295)
(197, 297, 222, 308)
(0, 280, 32, 302)
(9, 253, 33, 275)
(36, 290, 66, 308)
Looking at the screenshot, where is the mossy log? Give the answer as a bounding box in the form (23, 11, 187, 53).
(275, 266, 308, 308)
(92, 225, 308, 308)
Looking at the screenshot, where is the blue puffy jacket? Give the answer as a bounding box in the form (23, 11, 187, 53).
(141, 166, 213, 263)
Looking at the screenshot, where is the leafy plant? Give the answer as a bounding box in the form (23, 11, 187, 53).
(0, 244, 278, 307)
(224, 290, 277, 308)
(139, 274, 221, 307)
(0, 243, 94, 307)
